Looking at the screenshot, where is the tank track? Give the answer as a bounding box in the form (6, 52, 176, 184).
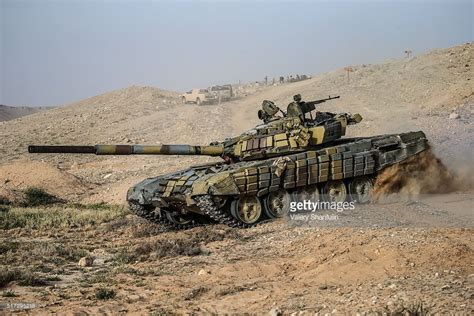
(128, 202, 200, 231)
(195, 195, 255, 228)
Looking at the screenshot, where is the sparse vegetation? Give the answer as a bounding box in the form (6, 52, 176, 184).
(0, 240, 88, 271)
(0, 196, 11, 213)
(95, 287, 116, 300)
(44, 275, 62, 282)
(17, 272, 48, 286)
(0, 241, 20, 255)
(188, 226, 242, 243)
(184, 286, 209, 300)
(0, 268, 47, 288)
(0, 204, 128, 230)
(68, 202, 114, 211)
(0, 196, 11, 205)
(381, 301, 428, 315)
(114, 238, 203, 264)
(2, 289, 18, 297)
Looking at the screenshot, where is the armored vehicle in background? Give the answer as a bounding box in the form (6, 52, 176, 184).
(29, 94, 429, 229)
(180, 88, 218, 105)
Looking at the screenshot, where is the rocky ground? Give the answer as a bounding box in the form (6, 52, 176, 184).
(0, 42, 473, 314)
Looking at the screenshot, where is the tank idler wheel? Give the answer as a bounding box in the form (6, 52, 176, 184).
(348, 176, 374, 203)
(292, 185, 321, 203)
(230, 196, 263, 225)
(322, 180, 347, 203)
(263, 189, 291, 218)
(164, 210, 194, 225)
(160, 208, 200, 230)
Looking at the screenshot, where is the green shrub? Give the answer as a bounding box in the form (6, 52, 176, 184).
(0, 196, 11, 205)
(2, 289, 18, 297)
(95, 288, 116, 300)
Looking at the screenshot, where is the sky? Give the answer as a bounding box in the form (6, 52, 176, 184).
(0, 0, 472, 107)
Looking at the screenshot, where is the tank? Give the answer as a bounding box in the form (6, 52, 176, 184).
(28, 94, 429, 229)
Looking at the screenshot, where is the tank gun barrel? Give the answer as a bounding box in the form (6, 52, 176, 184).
(28, 144, 224, 156)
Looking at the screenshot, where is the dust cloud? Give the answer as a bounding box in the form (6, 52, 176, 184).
(373, 149, 458, 201)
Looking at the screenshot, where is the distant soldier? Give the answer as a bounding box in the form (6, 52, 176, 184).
(279, 76, 284, 84)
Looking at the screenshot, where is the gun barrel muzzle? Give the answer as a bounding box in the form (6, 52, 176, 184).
(28, 145, 96, 154)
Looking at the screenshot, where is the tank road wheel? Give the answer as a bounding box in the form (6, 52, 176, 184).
(292, 185, 320, 203)
(263, 189, 291, 218)
(348, 176, 374, 203)
(230, 196, 263, 225)
(196, 98, 202, 105)
(322, 180, 347, 203)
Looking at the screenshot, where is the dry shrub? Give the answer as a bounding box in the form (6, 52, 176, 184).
(1, 205, 127, 230)
(115, 238, 203, 263)
(186, 226, 242, 244)
(95, 287, 116, 300)
(0, 268, 47, 288)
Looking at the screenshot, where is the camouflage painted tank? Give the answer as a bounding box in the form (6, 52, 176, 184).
(29, 94, 429, 229)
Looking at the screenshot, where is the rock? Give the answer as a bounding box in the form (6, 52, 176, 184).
(269, 307, 282, 316)
(103, 173, 112, 179)
(78, 256, 93, 267)
(449, 112, 460, 119)
(197, 269, 210, 276)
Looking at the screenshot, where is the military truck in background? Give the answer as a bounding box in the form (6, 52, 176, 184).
(180, 88, 218, 105)
(209, 84, 233, 102)
(181, 85, 233, 105)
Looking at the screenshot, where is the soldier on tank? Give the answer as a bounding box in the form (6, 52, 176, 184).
(258, 100, 281, 123)
(287, 94, 311, 122)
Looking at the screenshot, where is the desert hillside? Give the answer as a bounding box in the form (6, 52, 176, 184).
(0, 42, 471, 203)
(0, 105, 49, 122)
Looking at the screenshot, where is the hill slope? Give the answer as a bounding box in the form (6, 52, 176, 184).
(0, 43, 472, 203)
(0, 104, 48, 122)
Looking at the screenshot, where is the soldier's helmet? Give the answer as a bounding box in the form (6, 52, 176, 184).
(293, 94, 302, 102)
(262, 100, 279, 116)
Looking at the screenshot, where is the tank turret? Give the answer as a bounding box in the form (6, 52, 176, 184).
(29, 95, 362, 163)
